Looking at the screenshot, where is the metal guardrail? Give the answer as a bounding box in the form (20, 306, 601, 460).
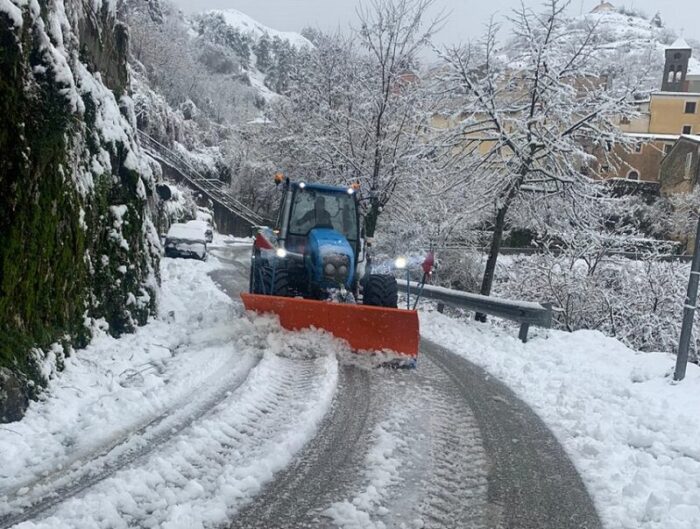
(137, 130, 265, 227)
(399, 279, 552, 343)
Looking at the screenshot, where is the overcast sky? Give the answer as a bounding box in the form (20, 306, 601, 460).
(171, 0, 700, 49)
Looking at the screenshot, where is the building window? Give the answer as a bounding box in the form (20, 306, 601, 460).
(683, 125, 693, 135)
(686, 102, 698, 114)
(668, 68, 675, 83)
(620, 116, 631, 125)
(600, 164, 610, 174)
(634, 142, 642, 153)
(676, 70, 683, 82)
(686, 152, 694, 178)
(627, 170, 640, 181)
(664, 144, 673, 155)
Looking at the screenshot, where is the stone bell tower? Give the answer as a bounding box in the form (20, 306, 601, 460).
(662, 38, 692, 92)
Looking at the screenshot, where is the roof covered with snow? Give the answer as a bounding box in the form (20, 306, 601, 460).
(681, 134, 700, 144)
(207, 9, 313, 49)
(668, 37, 692, 50)
(625, 132, 680, 141)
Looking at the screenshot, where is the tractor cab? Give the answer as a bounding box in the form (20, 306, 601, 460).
(274, 182, 362, 297)
(278, 182, 360, 260)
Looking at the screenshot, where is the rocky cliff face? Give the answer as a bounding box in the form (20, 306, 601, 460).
(0, 0, 160, 422)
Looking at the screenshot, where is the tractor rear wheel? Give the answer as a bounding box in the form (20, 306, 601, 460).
(252, 259, 290, 297)
(363, 274, 398, 308)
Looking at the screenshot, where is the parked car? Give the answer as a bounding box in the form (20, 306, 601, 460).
(185, 219, 213, 243)
(164, 223, 208, 260)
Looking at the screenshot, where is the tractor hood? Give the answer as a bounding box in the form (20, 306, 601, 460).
(306, 228, 355, 289)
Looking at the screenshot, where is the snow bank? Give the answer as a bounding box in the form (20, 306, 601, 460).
(421, 310, 700, 529)
(0, 252, 346, 527)
(0, 255, 233, 493)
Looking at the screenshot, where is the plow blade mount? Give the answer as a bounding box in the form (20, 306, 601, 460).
(241, 293, 419, 358)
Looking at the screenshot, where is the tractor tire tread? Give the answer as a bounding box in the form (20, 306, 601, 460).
(363, 274, 398, 308)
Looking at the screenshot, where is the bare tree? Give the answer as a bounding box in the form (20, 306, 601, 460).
(438, 0, 637, 313)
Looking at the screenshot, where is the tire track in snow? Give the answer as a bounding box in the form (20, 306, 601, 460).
(322, 357, 491, 529)
(0, 352, 261, 528)
(423, 339, 602, 529)
(413, 358, 490, 529)
(7, 352, 338, 529)
(231, 364, 374, 528)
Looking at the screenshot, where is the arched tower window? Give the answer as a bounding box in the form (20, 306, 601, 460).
(675, 70, 683, 82)
(627, 170, 640, 181)
(668, 67, 675, 83)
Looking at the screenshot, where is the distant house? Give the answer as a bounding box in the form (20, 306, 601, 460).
(659, 134, 700, 194)
(601, 38, 700, 183)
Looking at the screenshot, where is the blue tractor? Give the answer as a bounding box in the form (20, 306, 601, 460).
(249, 178, 400, 307)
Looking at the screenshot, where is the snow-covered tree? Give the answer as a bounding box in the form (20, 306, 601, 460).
(255, 33, 273, 72)
(265, 36, 296, 94)
(195, 12, 252, 67)
(437, 0, 638, 307)
(262, 0, 443, 237)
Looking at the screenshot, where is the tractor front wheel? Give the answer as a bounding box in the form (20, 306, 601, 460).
(363, 274, 398, 308)
(252, 259, 290, 297)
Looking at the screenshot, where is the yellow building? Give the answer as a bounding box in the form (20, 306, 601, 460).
(607, 38, 700, 183)
(648, 92, 700, 136)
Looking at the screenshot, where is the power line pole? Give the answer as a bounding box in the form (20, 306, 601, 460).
(675, 214, 700, 381)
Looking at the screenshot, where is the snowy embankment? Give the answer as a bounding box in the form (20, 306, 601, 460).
(0, 238, 341, 528)
(421, 310, 700, 529)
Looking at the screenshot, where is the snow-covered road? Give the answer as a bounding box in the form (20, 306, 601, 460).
(0, 237, 602, 529)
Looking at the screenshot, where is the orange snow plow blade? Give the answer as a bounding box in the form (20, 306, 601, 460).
(241, 293, 419, 358)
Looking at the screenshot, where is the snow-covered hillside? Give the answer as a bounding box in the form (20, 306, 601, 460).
(507, 6, 699, 92)
(209, 8, 312, 50)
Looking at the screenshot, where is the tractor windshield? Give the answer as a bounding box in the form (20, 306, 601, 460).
(289, 188, 358, 242)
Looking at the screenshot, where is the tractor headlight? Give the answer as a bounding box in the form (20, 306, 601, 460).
(323, 253, 350, 281)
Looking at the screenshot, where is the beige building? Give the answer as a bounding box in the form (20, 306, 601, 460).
(648, 92, 700, 135)
(606, 38, 700, 183)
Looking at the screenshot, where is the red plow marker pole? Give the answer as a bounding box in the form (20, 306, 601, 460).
(241, 293, 420, 358)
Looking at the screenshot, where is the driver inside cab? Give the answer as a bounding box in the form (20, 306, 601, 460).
(299, 195, 332, 229)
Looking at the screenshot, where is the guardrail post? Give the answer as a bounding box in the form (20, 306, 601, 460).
(518, 323, 530, 343)
(675, 215, 700, 381)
